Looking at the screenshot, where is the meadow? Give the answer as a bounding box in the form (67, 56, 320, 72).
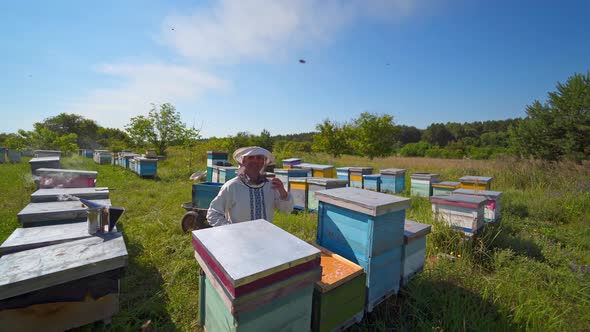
(1, 150, 589, 331)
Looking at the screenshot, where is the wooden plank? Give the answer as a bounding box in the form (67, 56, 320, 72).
(0, 232, 127, 300)
(17, 199, 112, 225)
(308, 243, 363, 292)
(191, 219, 320, 288)
(0, 222, 93, 255)
(30, 187, 109, 203)
(314, 187, 410, 216)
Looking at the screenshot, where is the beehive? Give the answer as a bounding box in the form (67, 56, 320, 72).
(310, 243, 366, 332)
(30, 187, 110, 203)
(348, 167, 373, 189)
(0, 147, 6, 163)
(133, 157, 157, 177)
(289, 178, 309, 211)
(33, 150, 62, 158)
(192, 182, 223, 209)
(430, 195, 487, 237)
(218, 166, 238, 183)
(379, 168, 406, 194)
(362, 174, 381, 192)
(410, 173, 439, 197)
(93, 150, 111, 164)
(401, 220, 431, 286)
(17, 199, 112, 228)
(306, 178, 348, 212)
(315, 187, 411, 311)
(192, 220, 321, 332)
(7, 150, 21, 163)
(452, 188, 502, 223)
(281, 158, 301, 169)
(459, 176, 493, 190)
(295, 163, 335, 178)
(336, 167, 352, 184)
(29, 157, 60, 173)
(432, 181, 461, 196)
(35, 168, 97, 189)
(274, 168, 309, 192)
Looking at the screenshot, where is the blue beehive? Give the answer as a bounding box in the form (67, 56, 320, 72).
(410, 173, 439, 197)
(401, 220, 431, 286)
(135, 157, 157, 177)
(192, 182, 223, 209)
(362, 174, 381, 192)
(281, 158, 301, 169)
(0, 147, 6, 163)
(379, 168, 406, 194)
(336, 167, 352, 184)
(207, 151, 228, 182)
(218, 166, 238, 183)
(349, 167, 373, 189)
(315, 187, 411, 312)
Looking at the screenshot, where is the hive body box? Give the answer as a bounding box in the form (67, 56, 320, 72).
(379, 168, 406, 194)
(311, 244, 366, 332)
(336, 167, 352, 184)
(17, 199, 112, 227)
(430, 195, 487, 237)
(30, 187, 109, 203)
(410, 173, 440, 197)
(289, 178, 309, 211)
(362, 174, 381, 192)
(295, 163, 335, 178)
(281, 158, 301, 169)
(132, 157, 157, 177)
(192, 182, 223, 209)
(401, 220, 431, 286)
(452, 188, 502, 223)
(307, 178, 348, 212)
(93, 150, 112, 165)
(215, 166, 238, 183)
(192, 220, 321, 332)
(7, 150, 21, 163)
(348, 167, 373, 189)
(0, 147, 6, 163)
(118, 153, 139, 169)
(274, 168, 309, 192)
(315, 187, 411, 312)
(432, 181, 460, 196)
(0, 231, 128, 332)
(29, 157, 60, 173)
(34, 150, 62, 158)
(207, 151, 229, 182)
(35, 168, 98, 189)
(459, 176, 493, 190)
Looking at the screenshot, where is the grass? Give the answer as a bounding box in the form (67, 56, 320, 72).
(1, 150, 589, 331)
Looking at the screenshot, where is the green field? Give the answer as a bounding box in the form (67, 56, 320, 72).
(1, 151, 589, 331)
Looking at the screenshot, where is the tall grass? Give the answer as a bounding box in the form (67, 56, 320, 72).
(0, 151, 588, 331)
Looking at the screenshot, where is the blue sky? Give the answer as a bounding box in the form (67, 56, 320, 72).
(1, 0, 589, 138)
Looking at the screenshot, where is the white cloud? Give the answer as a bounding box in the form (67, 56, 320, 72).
(63, 63, 227, 129)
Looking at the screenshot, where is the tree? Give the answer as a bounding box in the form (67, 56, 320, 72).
(312, 119, 350, 158)
(35, 113, 100, 149)
(510, 71, 590, 161)
(349, 112, 398, 159)
(423, 123, 454, 147)
(125, 103, 194, 155)
(396, 125, 422, 145)
(255, 129, 273, 151)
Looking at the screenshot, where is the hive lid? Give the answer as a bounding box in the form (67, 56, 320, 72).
(30, 187, 109, 203)
(297, 163, 334, 170)
(17, 199, 112, 224)
(34, 168, 98, 177)
(459, 176, 493, 183)
(191, 219, 320, 288)
(380, 168, 406, 175)
(282, 158, 301, 163)
(0, 222, 94, 256)
(453, 188, 502, 197)
(404, 219, 432, 242)
(430, 194, 487, 206)
(432, 181, 461, 188)
(29, 156, 60, 163)
(306, 177, 348, 186)
(315, 187, 411, 216)
(410, 173, 439, 180)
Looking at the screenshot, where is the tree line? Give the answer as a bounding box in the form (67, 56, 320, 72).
(1, 71, 588, 162)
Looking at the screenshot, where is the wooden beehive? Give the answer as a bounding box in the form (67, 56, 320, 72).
(134, 157, 157, 177)
(0, 147, 6, 163)
(336, 167, 352, 184)
(35, 168, 98, 189)
(315, 187, 411, 311)
(192, 219, 321, 331)
(379, 168, 406, 194)
(452, 188, 502, 223)
(310, 243, 366, 332)
(0, 231, 127, 331)
(274, 168, 309, 192)
(192, 182, 223, 209)
(362, 174, 381, 192)
(432, 181, 461, 196)
(401, 220, 431, 286)
(281, 158, 301, 169)
(17, 199, 112, 228)
(410, 173, 439, 197)
(30, 187, 110, 203)
(430, 195, 487, 237)
(459, 176, 493, 190)
(296, 163, 335, 178)
(33, 150, 62, 158)
(306, 178, 348, 212)
(93, 150, 111, 165)
(207, 151, 228, 167)
(29, 157, 60, 173)
(7, 150, 21, 163)
(289, 178, 308, 211)
(218, 166, 238, 183)
(349, 167, 373, 189)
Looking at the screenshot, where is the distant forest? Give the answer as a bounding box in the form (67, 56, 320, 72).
(2, 70, 588, 162)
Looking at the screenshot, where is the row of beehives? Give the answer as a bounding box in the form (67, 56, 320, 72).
(192, 186, 431, 332)
(0, 147, 22, 163)
(0, 166, 128, 331)
(109, 151, 158, 177)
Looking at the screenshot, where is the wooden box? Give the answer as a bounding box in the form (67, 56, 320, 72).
(17, 199, 112, 227)
(192, 182, 223, 209)
(296, 163, 335, 178)
(432, 181, 460, 196)
(30, 187, 110, 203)
(452, 188, 502, 223)
(93, 150, 112, 165)
(207, 151, 228, 168)
(401, 220, 431, 286)
(33, 150, 62, 158)
(430, 195, 488, 237)
(459, 176, 493, 190)
(349, 167, 373, 189)
(289, 178, 309, 211)
(119, 153, 139, 169)
(410, 173, 439, 197)
(281, 158, 301, 169)
(379, 168, 406, 194)
(307, 178, 348, 212)
(0, 147, 6, 163)
(311, 244, 366, 332)
(274, 168, 309, 192)
(362, 174, 381, 192)
(336, 167, 352, 184)
(35, 168, 98, 189)
(7, 150, 21, 163)
(218, 166, 238, 183)
(0, 232, 127, 332)
(315, 187, 411, 311)
(134, 157, 157, 177)
(29, 157, 60, 173)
